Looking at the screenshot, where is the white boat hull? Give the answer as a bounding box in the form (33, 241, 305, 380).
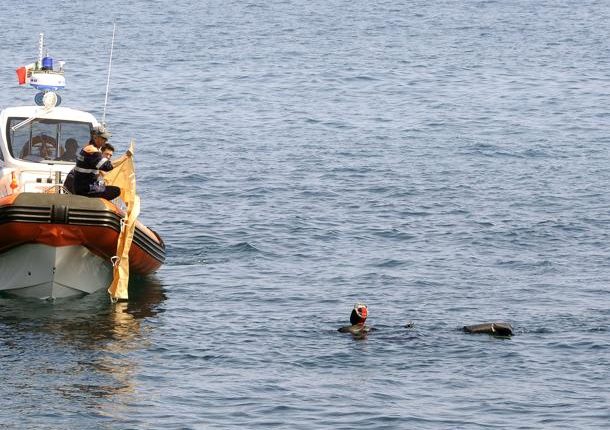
(0, 244, 113, 299)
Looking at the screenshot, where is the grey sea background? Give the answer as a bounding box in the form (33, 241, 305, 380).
(1, 0, 610, 428)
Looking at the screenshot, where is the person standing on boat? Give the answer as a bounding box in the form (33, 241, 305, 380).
(73, 126, 131, 200)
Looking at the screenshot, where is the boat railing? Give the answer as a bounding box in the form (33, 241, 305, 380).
(43, 184, 70, 194)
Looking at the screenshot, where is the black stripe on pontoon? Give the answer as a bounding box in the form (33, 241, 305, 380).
(0, 205, 165, 263)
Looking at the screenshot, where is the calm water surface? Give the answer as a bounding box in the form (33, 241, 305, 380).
(1, 1, 610, 428)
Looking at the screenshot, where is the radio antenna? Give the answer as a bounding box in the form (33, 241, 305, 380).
(101, 21, 117, 126)
(38, 33, 44, 65)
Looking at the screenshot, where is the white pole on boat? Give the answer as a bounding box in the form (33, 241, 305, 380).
(102, 21, 117, 126)
(38, 33, 44, 67)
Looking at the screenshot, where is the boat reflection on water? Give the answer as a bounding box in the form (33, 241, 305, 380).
(0, 277, 166, 416)
(0, 275, 166, 335)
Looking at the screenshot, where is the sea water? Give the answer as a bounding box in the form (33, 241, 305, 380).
(1, 1, 609, 428)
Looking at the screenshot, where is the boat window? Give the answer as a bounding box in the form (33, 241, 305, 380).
(7, 117, 92, 163)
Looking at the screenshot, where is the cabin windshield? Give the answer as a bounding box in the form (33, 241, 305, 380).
(7, 117, 92, 164)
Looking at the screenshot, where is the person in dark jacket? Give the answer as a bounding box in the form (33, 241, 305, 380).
(72, 127, 130, 200)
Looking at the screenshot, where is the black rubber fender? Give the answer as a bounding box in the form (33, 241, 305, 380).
(463, 322, 513, 336)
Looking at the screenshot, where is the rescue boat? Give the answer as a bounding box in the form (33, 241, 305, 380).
(0, 34, 165, 300)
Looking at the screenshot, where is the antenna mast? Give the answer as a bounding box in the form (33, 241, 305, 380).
(38, 33, 44, 65)
(102, 22, 117, 126)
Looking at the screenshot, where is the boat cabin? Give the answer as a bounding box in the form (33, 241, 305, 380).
(0, 106, 101, 196)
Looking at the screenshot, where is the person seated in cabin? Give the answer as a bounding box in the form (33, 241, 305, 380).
(56, 138, 79, 161)
(32, 135, 56, 159)
(19, 136, 56, 161)
(72, 126, 131, 200)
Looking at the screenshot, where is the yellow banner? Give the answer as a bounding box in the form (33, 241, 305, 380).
(106, 140, 138, 301)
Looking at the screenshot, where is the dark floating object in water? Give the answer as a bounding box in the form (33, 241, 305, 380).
(463, 322, 514, 336)
(338, 324, 372, 336)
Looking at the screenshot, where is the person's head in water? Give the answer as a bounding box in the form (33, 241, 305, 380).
(338, 302, 373, 336)
(350, 303, 368, 325)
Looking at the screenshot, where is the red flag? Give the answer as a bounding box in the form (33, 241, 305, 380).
(16, 67, 26, 85)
